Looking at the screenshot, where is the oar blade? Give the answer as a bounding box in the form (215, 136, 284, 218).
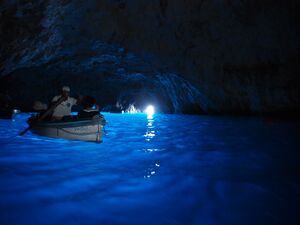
(19, 126, 31, 136)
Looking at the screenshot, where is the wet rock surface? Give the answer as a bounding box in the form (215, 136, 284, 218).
(0, 0, 299, 114)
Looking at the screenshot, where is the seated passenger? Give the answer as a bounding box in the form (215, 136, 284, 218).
(32, 101, 51, 121)
(78, 96, 104, 121)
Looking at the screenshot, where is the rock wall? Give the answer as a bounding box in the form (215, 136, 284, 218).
(0, 0, 299, 114)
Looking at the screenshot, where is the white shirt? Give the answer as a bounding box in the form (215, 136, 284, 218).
(51, 95, 77, 119)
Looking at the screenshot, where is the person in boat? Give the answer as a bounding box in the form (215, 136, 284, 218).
(32, 101, 51, 120)
(33, 101, 48, 112)
(78, 96, 105, 121)
(50, 86, 80, 121)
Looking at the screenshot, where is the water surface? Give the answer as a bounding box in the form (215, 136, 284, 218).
(0, 113, 299, 225)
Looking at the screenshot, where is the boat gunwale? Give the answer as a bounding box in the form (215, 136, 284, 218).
(30, 118, 104, 128)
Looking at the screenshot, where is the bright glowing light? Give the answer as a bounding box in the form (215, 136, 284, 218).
(145, 105, 155, 117)
(13, 109, 20, 114)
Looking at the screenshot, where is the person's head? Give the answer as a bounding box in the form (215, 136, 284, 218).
(61, 86, 70, 97)
(81, 96, 96, 109)
(33, 101, 47, 111)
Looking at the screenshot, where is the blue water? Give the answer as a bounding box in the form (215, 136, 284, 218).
(0, 113, 299, 225)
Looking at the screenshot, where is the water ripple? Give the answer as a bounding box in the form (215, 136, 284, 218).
(1, 113, 300, 225)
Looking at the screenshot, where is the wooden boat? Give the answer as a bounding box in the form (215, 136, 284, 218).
(28, 117, 105, 143)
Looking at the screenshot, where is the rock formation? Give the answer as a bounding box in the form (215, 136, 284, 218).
(0, 0, 299, 114)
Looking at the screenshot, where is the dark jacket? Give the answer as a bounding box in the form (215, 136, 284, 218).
(77, 109, 101, 119)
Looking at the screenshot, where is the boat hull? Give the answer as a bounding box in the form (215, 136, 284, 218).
(30, 119, 104, 142)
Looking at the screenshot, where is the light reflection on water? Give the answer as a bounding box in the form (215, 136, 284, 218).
(144, 117, 156, 142)
(0, 113, 300, 225)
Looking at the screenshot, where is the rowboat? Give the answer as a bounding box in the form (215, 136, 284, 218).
(28, 117, 105, 143)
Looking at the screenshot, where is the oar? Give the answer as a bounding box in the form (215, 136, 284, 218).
(19, 96, 67, 136)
